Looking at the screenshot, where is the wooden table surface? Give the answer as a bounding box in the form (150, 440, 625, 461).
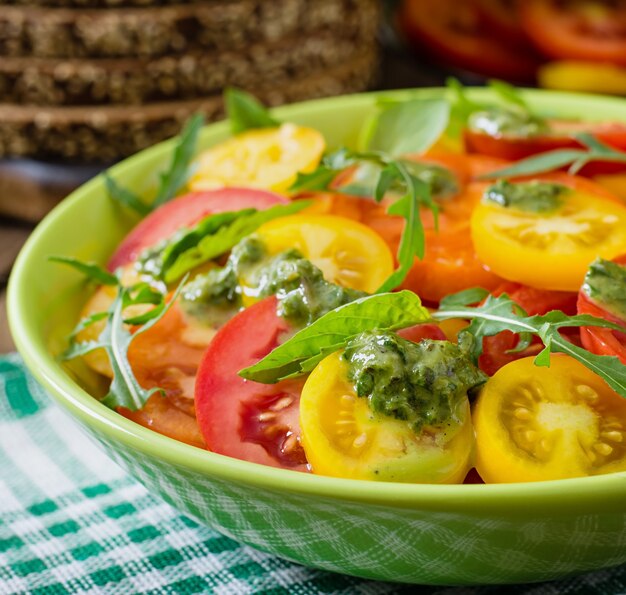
(0, 44, 442, 354)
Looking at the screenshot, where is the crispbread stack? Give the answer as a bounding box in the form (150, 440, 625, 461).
(0, 0, 381, 165)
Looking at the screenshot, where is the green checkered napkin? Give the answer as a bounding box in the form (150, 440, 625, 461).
(1, 353, 625, 595)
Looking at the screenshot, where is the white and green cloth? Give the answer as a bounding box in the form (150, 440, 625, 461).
(1, 353, 625, 594)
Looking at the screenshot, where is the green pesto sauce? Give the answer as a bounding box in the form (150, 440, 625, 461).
(342, 331, 487, 435)
(401, 160, 459, 200)
(180, 236, 366, 326)
(583, 258, 626, 322)
(484, 180, 568, 214)
(468, 108, 548, 138)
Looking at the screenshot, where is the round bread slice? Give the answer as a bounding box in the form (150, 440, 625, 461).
(0, 0, 379, 59)
(0, 50, 379, 162)
(0, 31, 375, 105)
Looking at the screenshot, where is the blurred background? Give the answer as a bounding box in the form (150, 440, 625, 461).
(2, 0, 626, 350)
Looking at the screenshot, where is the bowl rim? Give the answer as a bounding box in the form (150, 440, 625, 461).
(8, 87, 626, 513)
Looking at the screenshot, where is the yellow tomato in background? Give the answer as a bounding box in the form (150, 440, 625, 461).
(299, 352, 474, 483)
(471, 187, 626, 291)
(190, 124, 325, 194)
(474, 355, 626, 483)
(253, 214, 394, 294)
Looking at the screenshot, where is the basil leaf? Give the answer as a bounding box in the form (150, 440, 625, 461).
(153, 113, 204, 208)
(49, 256, 119, 286)
(142, 201, 311, 283)
(104, 173, 151, 217)
(225, 87, 279, 134)
(239, 290, 431, 383)
(433, 290, 626, 398)
(290, 167, 339, 193)
(367, 98, 450, 157)
(488, 79, 531, 111)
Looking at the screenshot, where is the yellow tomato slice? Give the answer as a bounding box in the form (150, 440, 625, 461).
(300, 352, 474, 483)
(474, 355, 626, 483)
(254, 214, 394, 294)
(471, 188, 626, 291)
(189, 124, 325, 194)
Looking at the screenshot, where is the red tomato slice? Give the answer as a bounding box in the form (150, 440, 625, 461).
(195, 296, 308, 471)
(399, 0, 539, 82)
(475, 0, 531, 48)
(578, 255, 626, 365)
(480, 282, 579, 375)
(108, 188, 287, 270)
(465, 120, 626, 176)
(398, 323, 446, 343)
(520, 0, 626, 65)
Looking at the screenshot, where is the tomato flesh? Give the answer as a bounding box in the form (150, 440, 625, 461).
(195, 297, 308, 471)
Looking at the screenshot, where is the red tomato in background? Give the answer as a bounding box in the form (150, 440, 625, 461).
(399, 0, 539, 82)
(520, 0, 626, 66)
(475, 0, 531, 48)
(465, 120, 626, 176)
(480, 282, 579, 376)
(195, 297, 308, 471)
(108, 188, 287, 270)
(577, 255, 626, 365)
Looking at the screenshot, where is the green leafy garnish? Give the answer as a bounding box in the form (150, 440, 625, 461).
(138, 200, 311, 283)
(52, 258, 182, 411)
(583, 258, 626, 322)
(365, 98, 450, 156)
(104, 174, 151, 217)
(479, 133, 626, 179)
(48, 256, 119, 286)
(225, 87, 279, 134)
(434, 289, 626, 398)
(238, 290, 430, 384)
(152, 113, 205, 208)
(290, 148, 435, 292)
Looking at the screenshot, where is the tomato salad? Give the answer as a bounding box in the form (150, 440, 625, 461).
(57, 87, 626, 484)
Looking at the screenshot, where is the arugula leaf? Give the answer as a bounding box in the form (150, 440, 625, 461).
(433, 291, 626, 398)
(478, 133, 626, 180)
(366, 98, 450, 156)
(225, 87, 279, 134)
(239, 291, 431, 383)
(104, 173, 151, 217)
(63, 281, 184, 411)
(49, 256, 119, 286)
(152, 113, 204, 208)
(140, 201, 311, 283)
(288, 148, 436, 291)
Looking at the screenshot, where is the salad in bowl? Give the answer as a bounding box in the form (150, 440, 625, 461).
(8, 84, 626, 584)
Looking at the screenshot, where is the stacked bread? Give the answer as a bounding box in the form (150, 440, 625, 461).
(0, 0, 380, 162)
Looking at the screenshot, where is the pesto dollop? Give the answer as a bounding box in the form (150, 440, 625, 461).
(583, 258, 626, 322)
(342, 331, 487, 434)
(180, 236, 366, 326)
(484, 180, 568, 213)
(468, 108, 548, 138)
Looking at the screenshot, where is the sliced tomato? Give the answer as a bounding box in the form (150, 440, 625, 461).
(578, 254, 626, 365)
(299, 351, 474, 483)
(195, 296, 308, 471)
(398, 323, 446, 343)
(399, 0, 539, 82)
(108, 188, 287, 270)
(470, 174, 626, 291)
(520, 0, 626, 65)
(189, 124, 325, 193)
(465, 119, 626, 176)
(475, 0, 530, 47)
(480, 282, 579, 375)
(474, 355, 626, 482)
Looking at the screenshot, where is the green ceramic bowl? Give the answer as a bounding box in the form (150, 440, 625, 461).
(8, 89, 626, 586)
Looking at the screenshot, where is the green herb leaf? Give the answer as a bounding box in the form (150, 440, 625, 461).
(290, 167, 340, 193)
(366, 98, 450, 156)
(104, 173, 151, 217)
(433, 291, 626, 397)
(487, 79, 531, 111)
(49, 256, 119, 286)
(239, 290, 431, 383)
(63, 281, 183, 411)
(153, 113, 204, 208)
(140, 201, 311, 283)
(225, 87, 279, 134)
